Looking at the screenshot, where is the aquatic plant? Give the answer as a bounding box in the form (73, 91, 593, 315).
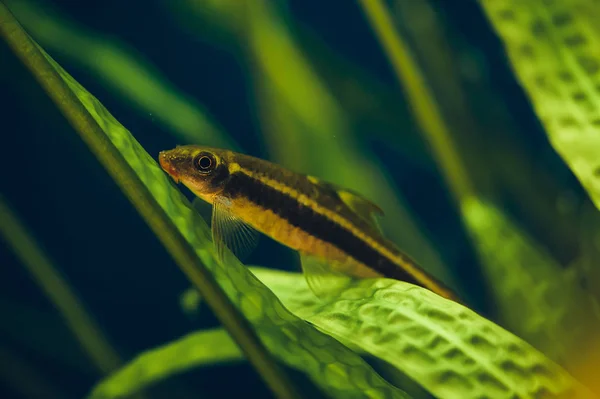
(1, 0, 600, 398)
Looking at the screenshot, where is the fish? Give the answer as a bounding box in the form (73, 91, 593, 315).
(159, 145, 459, 302)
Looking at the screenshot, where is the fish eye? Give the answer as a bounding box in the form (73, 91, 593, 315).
(194, 152, 216, 173)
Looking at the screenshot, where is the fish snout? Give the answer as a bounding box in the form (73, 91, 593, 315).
(158, 151, 180, 183)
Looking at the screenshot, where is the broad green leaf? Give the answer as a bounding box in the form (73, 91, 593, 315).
(104, 264, 595, 399)
(462, 197, 600, 373)
(0, 7, 407, 397)
(182, 266, 596, 398)
(88, 328, 244, 399)
(479, 0, 600, 210)
(356, 1, 599, 392)
(249, 268, 594, 399)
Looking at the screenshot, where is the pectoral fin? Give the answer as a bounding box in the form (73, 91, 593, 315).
(211, 195, 259, 263)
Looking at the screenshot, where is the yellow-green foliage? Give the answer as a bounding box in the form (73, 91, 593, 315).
(0, 16, 406, 396)
(88, 328, 243, 399)
(358, 1, 600, 390)
(3, 0, 600, 398)
(480, 0, 600, 210)
(462, 198, 600, 367)
(255, 270, 593, 399)
(4, 0, 235, 150)
(91, 266, 595, 399)
(0, 198, 121, 375)
(180, 0, 457, 289)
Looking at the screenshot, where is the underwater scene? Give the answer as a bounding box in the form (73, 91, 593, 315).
(1, 0, 600, 398)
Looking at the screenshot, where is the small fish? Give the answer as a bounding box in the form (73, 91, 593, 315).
(159, 145, 459, 302)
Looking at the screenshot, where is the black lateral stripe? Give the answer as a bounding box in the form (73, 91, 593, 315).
(224, 172, 424, 287)
(235, 155, 321, 200)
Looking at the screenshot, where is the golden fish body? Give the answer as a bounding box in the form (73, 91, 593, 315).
(159, 145, 458, 301)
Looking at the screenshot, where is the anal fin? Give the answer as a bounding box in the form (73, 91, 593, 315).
(300, 253, 355, 299)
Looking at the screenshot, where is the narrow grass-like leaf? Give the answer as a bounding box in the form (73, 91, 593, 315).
(5, 0, 235, 149)
(358, 0, 475, 204)
(241, 0, 457, 289)
(0, 343, 66, 399)
(88, 328, 243, 399)
(479, 0, 600, 210)
(0, 196, 122, 375)
(248, 267, 594, 399)
(0, 6, 407, 398)
(0, 298, 96, 374)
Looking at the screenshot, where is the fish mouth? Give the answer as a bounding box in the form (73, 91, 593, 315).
(158, 151, 180, 183)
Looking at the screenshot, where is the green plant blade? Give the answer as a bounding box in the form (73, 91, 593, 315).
(209, 0, 458, 290)
(179, 267, 595, 398)
(356, 3, 600, 391)
(0, 6, 407, 398)
(0, 196, 122, 375)
(247, 268, 594, 399)
(5, 0, 235, 150)
(479, 0, 600, 210)
(88, 328, 244, 399)
(462, 198, 600, 390)
(462, 198, 599, 354)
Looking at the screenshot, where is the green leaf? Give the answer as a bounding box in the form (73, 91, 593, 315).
(248, 267, 594, 399)
(462, 198, 600, 374)
(241, 0, 457, 290)
(462, 200, 600, 394)
(0, 6, 407, 398)
(88, 328, 244, 399)
(5, 0, 236, 150)
(0, 196, 122, 375)
(102, 264, 595, 399)
(479, 0, 600, 210)
(52, 52, 403, 399)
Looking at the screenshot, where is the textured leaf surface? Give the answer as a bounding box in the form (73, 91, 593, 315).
(32, 46, 406, 398)
(96, 265, 595, 399)
(480, 0, 600, 210)
(249, 268, 594, 399)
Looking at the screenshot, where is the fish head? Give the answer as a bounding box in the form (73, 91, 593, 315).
(159, 145, 232, 202)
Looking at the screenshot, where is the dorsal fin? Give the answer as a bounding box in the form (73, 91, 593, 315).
(307, 175, 384, 233)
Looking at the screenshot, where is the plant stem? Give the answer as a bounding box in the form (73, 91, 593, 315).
(0, 196, 122, 374)
(358, 0, 475, 204)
